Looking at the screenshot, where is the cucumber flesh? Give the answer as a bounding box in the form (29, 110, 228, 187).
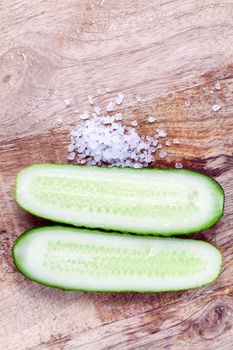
(15, 164, 224, 235)
(13, 226, 222, 292)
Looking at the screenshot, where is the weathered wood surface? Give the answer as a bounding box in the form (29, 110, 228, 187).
(1, 1, 233, 349)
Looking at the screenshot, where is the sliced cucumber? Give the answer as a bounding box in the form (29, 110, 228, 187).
(15, 164, 224, 235)
(13, 226, 222, 292)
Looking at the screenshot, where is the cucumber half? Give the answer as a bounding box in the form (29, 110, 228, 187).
(15, 164, 224, 235)
(13, 226, 222, 292)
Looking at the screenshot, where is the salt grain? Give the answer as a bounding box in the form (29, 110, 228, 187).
(131, 120, 138, 127)
(184, 99, 191, 107)
(159, 150, 167, 159)
(156, 128, 167, 138)
(56, 116, 63, 125)
(148, 117, 156, 123)
(74, 109, 79, 114)
(88, 95, 94, 105)
(165, 141, 171, 147)
(106, 87, 111, 93)
(173, 138, 180, 144)
(80, 110, 89, 120)
(106, 101, 115, 112)
(64, 99, 72, 107)
(68, 152, 75, 161)
(115, 113, 123, 121)
(215, 81, 221, 91)
(175, 162, 183, 169)
(115, 93, 124, 105)
(212, 104, 221, 112)
(68, 144, 75, 152)
(93, 106, 101, 115)
(135, 95, 141, 103)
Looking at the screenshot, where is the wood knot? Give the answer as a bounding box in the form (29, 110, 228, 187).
(0, 48, 27, 97)
(194, 301, 232, 340)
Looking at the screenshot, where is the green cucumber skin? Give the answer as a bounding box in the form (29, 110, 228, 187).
(15, 164, 225, 236)
(13, 226, 222, 292)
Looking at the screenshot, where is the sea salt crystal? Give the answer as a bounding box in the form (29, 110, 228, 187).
(131, 120, 138, 127)
(212, 104, 221, 112)
(173, 138, 180, 144)
(175, 162, 183, 169)
(106, 87, 111, 93)
(93, 106, 101, 115)
(88, 95, 94, 105)
(115, 113, 123, 121)
(56, 116, 63, 125)
(215, 81, 221, 91)
(184, 99, 191, 107)
(133, 163, 143, 168)
(68, 144, 75, 152)
(156, 128, 167, 138)
(135, 95, 141, 103)
(115, 93, 124, 105)
(153, 140, 158, 147)
(64, 98, 72, 107)
(74, 109, 79, 114)
(80, 110, 89, 120)
(157, 143, 162, 149)
(146, 135, 153, 142)
(165, 141, 171, 147)
(148, 117, 156, 123)
(159, 150, 167, 159)
(106, 101, 115, 112)
(68, 152, 75, 161)
(71, 129, 80, 137)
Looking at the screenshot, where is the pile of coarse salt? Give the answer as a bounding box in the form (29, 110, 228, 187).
(67, 93, 181, 168)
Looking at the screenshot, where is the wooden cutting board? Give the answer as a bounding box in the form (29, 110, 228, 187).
(1, 1, 233, 349)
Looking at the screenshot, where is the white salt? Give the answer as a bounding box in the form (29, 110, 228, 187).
(106, 101, 115, 112)
(159, 150, 167, 159)
(93, 106, 101, 115)
(68, 144, 75, 152)
(184, 100, 191, 107)
(74, 109, 79, 114)
(80, 110, 89, 120)
(131, 120, 138, 127)
(115, 93, 124, 105)
(69, 92, 181, 167)
(56, 116, 63, 125)
(64, 98, 72, 107)
(175, 162, 183, 169)
(156, 128, 167, 138)
(148, 117, 156, 123)
(212, 104, 221, 112)
(215, 81, 221, 91)
(165, 141, 171, 147)
(135, 95, 141, 103)
(88, 95, 94, 105)
(68, 152, 75, 161)
(106, 87, 111, 93)
(115, 113, 123, 121)
(173, 138, 180, 144)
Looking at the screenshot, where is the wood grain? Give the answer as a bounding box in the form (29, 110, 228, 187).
(0, 1, 233, 349)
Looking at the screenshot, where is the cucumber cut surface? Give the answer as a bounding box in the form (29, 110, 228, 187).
(13, 226, 222, 292)
(15, 164, 224, 235)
